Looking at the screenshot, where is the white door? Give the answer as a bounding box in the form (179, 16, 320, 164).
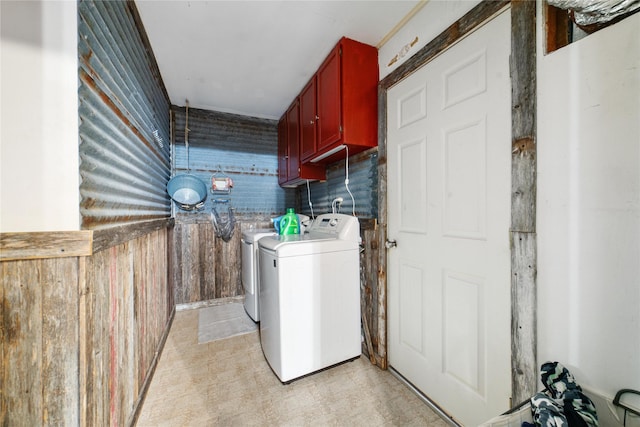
(387, 10, 512, 426)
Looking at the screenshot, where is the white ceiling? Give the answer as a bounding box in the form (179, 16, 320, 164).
(135, 0, 421, 120)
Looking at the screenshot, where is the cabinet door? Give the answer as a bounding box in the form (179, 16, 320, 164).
(277, 115, 288, 185)
(286, 100, 301, 180)
(300, 77, 317, 162)
(317, 44, 341, 151)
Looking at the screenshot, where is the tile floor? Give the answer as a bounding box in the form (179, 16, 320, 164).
(137, 307, 450, 426)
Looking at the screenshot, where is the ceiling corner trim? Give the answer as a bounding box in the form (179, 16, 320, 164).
(376, 0, 430, 49)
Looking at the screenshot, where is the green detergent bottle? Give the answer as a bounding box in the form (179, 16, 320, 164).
(279, 208, 299, 235)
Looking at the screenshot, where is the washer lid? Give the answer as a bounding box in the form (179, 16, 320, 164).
(258, 234, 357, 256)
(257, 233, 331, 248)
(242, 228, 276, 243)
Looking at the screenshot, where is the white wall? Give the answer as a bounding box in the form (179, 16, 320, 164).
(1, 1, 79, 232)
(378, 0, 481, 80)
(537, 6, 640, 415)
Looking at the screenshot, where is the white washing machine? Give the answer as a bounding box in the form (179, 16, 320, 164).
(241, 228, 276, 322)
(258, 213, 361, 382)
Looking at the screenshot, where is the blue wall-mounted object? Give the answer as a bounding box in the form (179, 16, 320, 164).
(167, 173, 207, 210)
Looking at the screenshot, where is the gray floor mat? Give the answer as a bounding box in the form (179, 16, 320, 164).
(198, 302, 258, 344)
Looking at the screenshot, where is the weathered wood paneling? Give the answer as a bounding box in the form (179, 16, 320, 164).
(42, 258, 80, 426)
(92, 218, 173, 254)
(376, 222, 388, 369)
(510, 0, 538, 405)
(80, 249, 110, 427)
(376, 98, 389, 368)
(1, 258, 80, 426)
(0, 260, 4, 422)
(2, 226, 173, 427)
(80, 227, 173, 426)
(0, 220, 173, 262)
(511, 0, 537, 233)
(2, 260, 43, 426)
(172, 215, 270, 305)
(214, 227, 242, 299)
(0, 231, 93, 261)
(511, 231, 537, 403)
(360, 220, 384, 367)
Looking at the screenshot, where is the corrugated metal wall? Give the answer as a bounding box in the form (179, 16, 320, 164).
(78, 0, 171, 230)
(172, 106, 295, 219)
(298, 150, 378, 219)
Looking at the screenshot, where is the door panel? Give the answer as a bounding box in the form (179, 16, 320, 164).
(399, 261, 425, 353)
(443, 270, 484, 394)
(443, 50, 487, 109)
(387, 10, 511, 426)
(398, 138, 428, 233)
(443, 118, 486, 239)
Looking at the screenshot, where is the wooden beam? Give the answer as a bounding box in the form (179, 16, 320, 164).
(511, 231, 537, 402)
(1, 218, 174, 261)
(510, 0, 538, 404)
(92, 218, 173, 254)
(0, 231, 93, 261)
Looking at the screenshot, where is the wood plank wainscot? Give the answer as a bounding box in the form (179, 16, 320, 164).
(1, 219, 174, 426)
(170, 214, 274, 305)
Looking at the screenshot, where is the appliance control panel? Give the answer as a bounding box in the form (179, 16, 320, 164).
(307, 214, 360, 242)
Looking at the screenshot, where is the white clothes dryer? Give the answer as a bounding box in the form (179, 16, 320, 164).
(241, 228, 276, 322)
(258, 214, 361, 382)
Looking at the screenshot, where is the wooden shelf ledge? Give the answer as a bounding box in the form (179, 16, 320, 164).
(1, 218, 174, 261)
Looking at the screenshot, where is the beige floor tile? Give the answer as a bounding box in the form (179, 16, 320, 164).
(137, 307, 451, 427)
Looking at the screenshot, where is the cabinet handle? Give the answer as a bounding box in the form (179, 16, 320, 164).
(309, 120, 314, 125)
(315, 115, 320, 120)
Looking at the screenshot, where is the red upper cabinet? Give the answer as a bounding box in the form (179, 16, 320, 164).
(279, 37, 377, 187)
(310, 37, 378, 164)
(286, 100, 301, 181)
(278, 99, 325, 188)
(277, 116, 288, 185)
(317, 45, 342, 152)
(300, 77, 317, 161)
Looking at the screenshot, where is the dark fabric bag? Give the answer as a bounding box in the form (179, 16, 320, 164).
(530, 361, 598, 427)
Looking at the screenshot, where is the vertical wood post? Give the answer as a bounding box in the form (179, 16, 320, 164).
(377, 83, 389, 369)
(510, 0, 538, 405)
